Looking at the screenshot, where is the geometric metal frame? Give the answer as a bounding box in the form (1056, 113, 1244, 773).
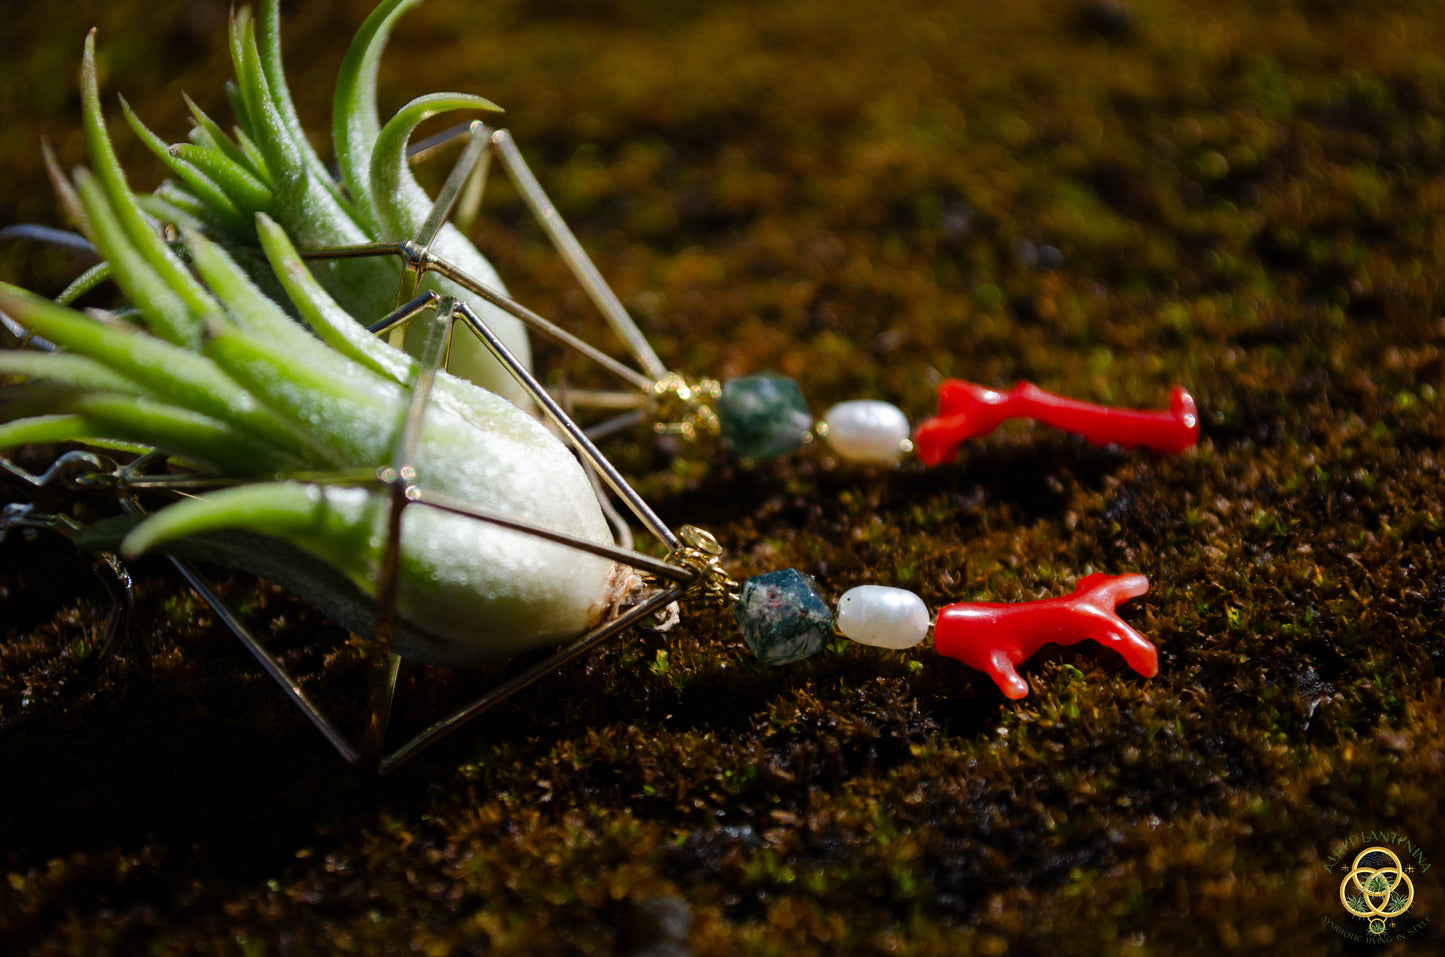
(0, 119, 736, 773)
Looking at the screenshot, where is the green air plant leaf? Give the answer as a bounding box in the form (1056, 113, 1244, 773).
(0, 47, 630, 662)
(118, 0, 533, 406)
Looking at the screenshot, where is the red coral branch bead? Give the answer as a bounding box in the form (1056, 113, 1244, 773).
(934, 573, 1156, 699)
(913, 380, 1200, 466)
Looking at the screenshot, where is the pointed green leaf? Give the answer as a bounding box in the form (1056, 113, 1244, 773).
(183, 91, 266, 184)
(171, 144, 275, 213)
(254, 215, 534, 431)
(182, 226, 314, 343)
(233, 19, 301, 181)
(0, 414, 117, 451)
(227, 6, 253, 119)
(231, 18, 371, 250)
(0, 282, 316, 463)
(254, 214, 412, 384)
(42, 143, 89, 239)
(184, 226, 405, 408)
(139, 188, 228, 234)
(71, 169, 201, 345)
(119, 97, 251, 234)
(332, 0, 421, 226)
(120, 481, 380, 591)
(361, 93, 530, 405)
(0, 351, 149, 395)
(255, 0, 351, 212)
(56, 261, 112, 306)
(201, 319, 401, 466)
(81, 33, 215, 333)
(62, 393, 297, 473)
(369, 93, 501, 237)
(231, 121, 269, 173)
(224, 79, 253, 139)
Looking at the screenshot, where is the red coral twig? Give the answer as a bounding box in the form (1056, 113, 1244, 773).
(913, 380, 1200, 466)
(934, 573, 1156, 699)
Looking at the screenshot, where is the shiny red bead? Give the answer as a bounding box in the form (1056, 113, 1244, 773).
(934, 573, 1156, 699)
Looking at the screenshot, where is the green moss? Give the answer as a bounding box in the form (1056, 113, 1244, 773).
(4, 0, 1445, 953)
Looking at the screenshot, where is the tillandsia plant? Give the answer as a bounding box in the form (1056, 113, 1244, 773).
(119, 0, 533, 405)
(0, 30, 634, 665)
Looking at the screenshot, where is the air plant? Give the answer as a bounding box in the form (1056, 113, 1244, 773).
(119, 0, 532, 405)
(0, 28, 636, 665)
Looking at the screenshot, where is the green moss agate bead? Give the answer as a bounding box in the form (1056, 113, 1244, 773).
(732, 568, 833, 665)
(716, 374, 813, 460)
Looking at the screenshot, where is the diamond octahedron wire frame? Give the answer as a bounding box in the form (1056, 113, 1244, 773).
(1, 119, 736, 774)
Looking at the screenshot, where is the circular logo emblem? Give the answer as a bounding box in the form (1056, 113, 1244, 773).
(1339, 846, 1415, 935)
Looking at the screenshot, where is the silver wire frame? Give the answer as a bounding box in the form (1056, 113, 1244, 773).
(2, 121, 712, 773)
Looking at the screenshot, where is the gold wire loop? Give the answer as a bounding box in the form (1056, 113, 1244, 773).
(665, 524, 738, 606)
(648, 372, 721, 441)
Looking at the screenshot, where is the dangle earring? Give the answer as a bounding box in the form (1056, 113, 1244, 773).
(302, 116, 1202, 465)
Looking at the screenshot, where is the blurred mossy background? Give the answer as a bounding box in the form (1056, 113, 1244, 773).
(2, 0, 1444, 952)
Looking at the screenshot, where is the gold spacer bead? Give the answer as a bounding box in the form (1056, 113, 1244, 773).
(665, 524, 738, 606)
(648, 372, 722, 442)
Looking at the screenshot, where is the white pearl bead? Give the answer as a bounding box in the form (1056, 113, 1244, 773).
(821, 400, 911, 464)
(835, 585, 930, 649)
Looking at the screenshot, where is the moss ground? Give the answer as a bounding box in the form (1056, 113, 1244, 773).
(2, 0, 1444, 952)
